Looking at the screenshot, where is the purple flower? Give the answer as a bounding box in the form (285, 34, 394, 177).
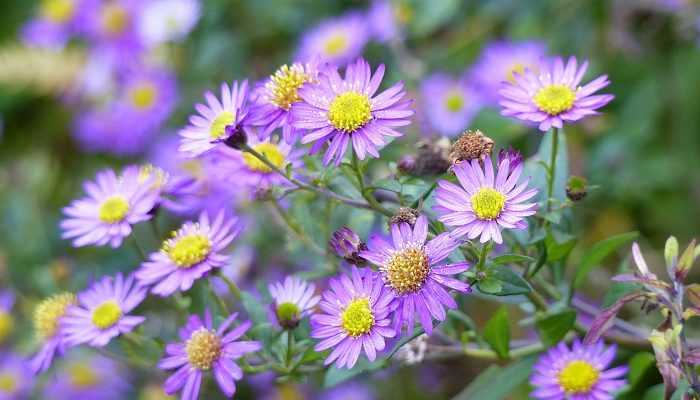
(60, 167, 158, 248)
(499, 56, 614, 132)
(251, 61, 321, 143)
(269, 276, 320, 329)
(82, 0, 145, 56)
(137, 0, 201, 47)
(530, 340, 627, 399)
(291, 57, 413, 166)
(420, 73, 483, 136)
(368, 0, 403, 43)
(316, 380, 375, 400)
(469, 40, 547, 104)
(0, 291, 14, 345)
(44, 352, 129, 400)
(179, 81, 252, 157)
(62, 273, 147, 347)
(434, 154, 537, 244)
(296, 12, 369, 65)
(159, 311, 261, 399)
(135, 211, 242, 296)
(329, 226, 366, 265)
(0, 352, 34, 399)
(21, 0, 86, 49)
(310, 267, 396, 368)
(359, 216, 470, 334)
(31, 292, 76, 374)
(114, 66, 177, 132)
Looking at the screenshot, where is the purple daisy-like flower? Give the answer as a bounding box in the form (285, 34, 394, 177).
(114, 66, 177, 131)
(359, 216, 470, 334)
(296, 12, 369, 65)
(530, 340, 627, 399)
(269, 276, 320, 329)
(179, 81, 252, 157)
(0, 352, 34, 399)
(291, 57, 413, 166)
(30, 292, 77, 374)
(251, 61, 320, 143)
(420, 73, 483, 136)
(44, 352, 130, 400)
(61, 273, 147, 347)
(135, 211, 242, 296)
(21, 0, 86, 49)
(0, 291, 14, 345)
(310, 267, 396, 368)
(469, 40, 547, 104)
(83, 0, 144, 56)
(434, 153, 537, 244)
(60, 167, 158, 248)
(499, 56, 614, 132)
(368, 0, 404, 43)
(159, 310, 261, 399)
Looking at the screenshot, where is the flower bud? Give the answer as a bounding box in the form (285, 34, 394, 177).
(566, 176, 588, 201)
(449, 129, 494, 164)
(223, 124, 247, 149)
(275, 302, 301, 329)
(497, 147, 523, 170)
(329, 227, 366, 265)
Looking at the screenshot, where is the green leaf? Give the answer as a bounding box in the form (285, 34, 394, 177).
(483, 306, 510, 359)
(486, 266, 532, 296)
(452, 356, 537, 400)
(545, 231, 577, 262)
(373, 178, 402, 193)
(627, 352, 656, 387)
(240, 291, 268, 325)
(490, 254, 536, 266)
(573, 231, 639, 288)
(535, 309, 577, 347)
(476, 278, 502, 294)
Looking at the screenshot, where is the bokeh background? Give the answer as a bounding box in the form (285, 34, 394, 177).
(0, 0, 699, 398)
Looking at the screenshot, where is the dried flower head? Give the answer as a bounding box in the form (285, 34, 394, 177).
(410, 138, 451, 176)
(449, 130, 494, 165)
(389, 207, 420, 228)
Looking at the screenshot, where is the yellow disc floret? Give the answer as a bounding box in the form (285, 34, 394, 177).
(186, 328, 221, 370)
(68, 363, 99, 387)
(41, 0, 75, 23)
(129, 83, 157, 110)
(533, 84, 576, 115)
(341, 298, 374, 337)
(384, 247, 430, 294)
(163, 233, 212, 268)
(98, 195, 129, 224)
(101, 3, 129, 35)
(506, 63, 526, 83)
(324, 34, 349, 56)
(34, 292, 76, 339)
(209, 111, 235, 139)
(266, 64, 311, 110)
(0, 312, 14, 343)
(91, 300, 122, 329)
(0, 373, 16, 394)
(444, 91, 465, 112)
(328, 92, 372, 132)
(471, 188, 505, 220)
(242, 142, 286, 173)
(558, 360, 600, 394)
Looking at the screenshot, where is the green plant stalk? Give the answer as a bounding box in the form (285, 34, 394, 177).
(268, 200, 325, 256)
(546, 127, 559, 214)
(350, 151, 393, 217)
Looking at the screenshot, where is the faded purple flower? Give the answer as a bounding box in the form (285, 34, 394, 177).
(420, 73, 482, 136)
(296, 12, 369, 65)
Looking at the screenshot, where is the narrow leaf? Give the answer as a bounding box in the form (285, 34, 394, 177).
(491, 254, 536, 266)
(483, 306, 510, 359)
(536, 309, 577, 347)
(451, 356, 537, 400)
(584, 292, 645, 345)
(573, 231, 639, 289)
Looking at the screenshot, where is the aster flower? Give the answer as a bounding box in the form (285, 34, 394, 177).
(0, 292, 14, 345)
(420, 73, 482, 136)
(251, 61, 320, 143)
(115, 67, 177, 132)
(329, 226, 366, 265)
(530, 340, 627, 399)
(368, 0, 406, 43)
(135, 211, 242, 296)
(30, 292, 76, 374)
(61, 273, 147, 347)
(291, 57, 413, 166)
(21, 0, 85, 49)
(311, 267, 395, 369)
(60, 167, 159, 248)
(83, 0, 144, 56)
(499, 56, 614, 132)
(0, 352, 33, 399)
(434, 153, 537, 244)
(296, 12, 369, 65)
(469, 40, 547, 104)
(44, 352, 129, 400)
(179, 80, 252, 157)
(269, 276, 320, 329)
(159, 311, 261, 399)
(137, 0, 200, 46)
(359, 215, 470, 334)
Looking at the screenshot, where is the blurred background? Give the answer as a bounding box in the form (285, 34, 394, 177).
(0, 0, 699, 398)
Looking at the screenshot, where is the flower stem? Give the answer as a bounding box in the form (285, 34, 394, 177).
(219, 274, 242, 301)
(350, 151, 393, 217)
(285, 331, 295, 369)
(268, 200, 325, 256)
(207, 278, 229, 314)
(546, 128, 559, 214)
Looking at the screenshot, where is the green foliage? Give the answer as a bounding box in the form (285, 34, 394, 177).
(573, 231, 639, 288)
(535, 308, 577, 347)
(483, 306, 510, 359)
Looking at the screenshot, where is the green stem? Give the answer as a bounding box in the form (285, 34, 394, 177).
(475, 243, 492, 271)
(219, 274, 242, 301)
(546, 128, 559, 214)
(351, 151, 393, 217)
(268, 200, 325, 256)
(285, 331, 295, 369)
(207, 279, 229, 314)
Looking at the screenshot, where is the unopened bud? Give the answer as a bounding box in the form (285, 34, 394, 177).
(223, 124, 247, 150)
(566, 176, 588, 201)
(329, 227, 366, 266)
(449, 129, 494, 164)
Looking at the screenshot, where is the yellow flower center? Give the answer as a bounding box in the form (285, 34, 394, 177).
(266, 64, 311, 110)
(0, 312, 14, 343)
(558, 360, 600, 394)
(68, 363, 99, 388)
(341, 298, 374, 337)
(384, 247, 430, 294)
(129, 83, 157, 110)
(138, 164, 168, 190)
(471, 188, 505, 220)
(163, 233, 212, 268)
(324, 34, 349, 56)
(101, 3, 129, 35)
(186, 328, 221, 370)
(444, 91, 464, 112)
(34, 292, 76, 339)
(533, 84, 576, 115)
(242, 142, 286, 173)
(209, 111, 235, 140)
(91, 300, 122, 329)
(506, 63, 526, 83)
(328, 92, 372, 132)
(0, 373, 16, 393)
(98, 195, 129, 224)
(40, 0, 75, 23)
